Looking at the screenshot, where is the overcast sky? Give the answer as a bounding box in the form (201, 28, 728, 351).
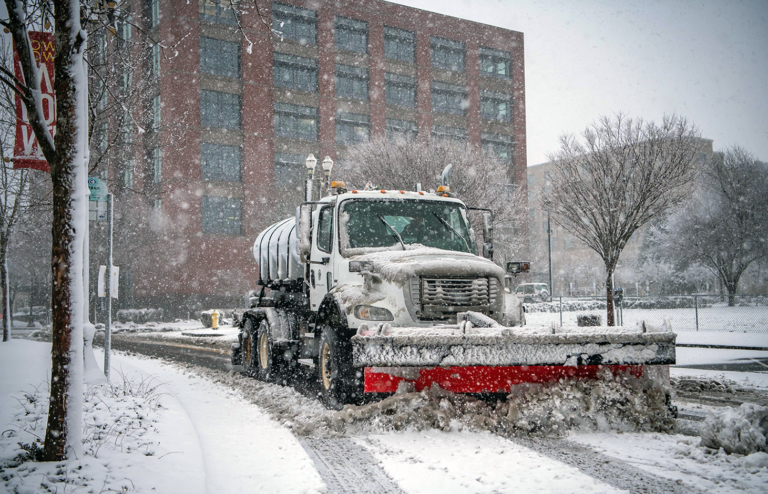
(392, 0, 768, 166)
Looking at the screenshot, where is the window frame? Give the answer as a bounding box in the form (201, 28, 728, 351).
(200, 36, 241, 79)
(272, 2, 317, 45)
(336, 112, 370, 145)
(317, 205, 334, 253)
(431, 81, 467, 115)
(201, 195, 242, 235)
(432, 125, 468, 141)
(479, 46, 511, 79)
(430, 36, 465, 72)
(201, 143, 242, 182)
(335, 64, 369, 100)
(386, 119, 418, 140)
(384, 72, 416, 108)
(199, 0, 240, 25)
(480, 90, 512, 122)
(200, 90, 241, 129)
(274, 102, 318, 141)
(273, 52, 318, 92)
(334, 16, 368, 54)
(384, 26, 415, 63)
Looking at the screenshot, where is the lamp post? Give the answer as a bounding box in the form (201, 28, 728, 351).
(305, 154, 317, 201)
(322, 156, 334, 190)
(547, 211, 553, 297)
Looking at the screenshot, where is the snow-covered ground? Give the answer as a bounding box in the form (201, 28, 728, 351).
(2, 336, 767, 493)
(526, 305, 768, 333)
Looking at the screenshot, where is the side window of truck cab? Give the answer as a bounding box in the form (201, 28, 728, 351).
(317, 206, 334, 253)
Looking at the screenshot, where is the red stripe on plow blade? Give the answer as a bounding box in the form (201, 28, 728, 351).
(364, 365, 645, 394)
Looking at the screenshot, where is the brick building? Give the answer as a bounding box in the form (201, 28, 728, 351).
(112, 0, 527, 314)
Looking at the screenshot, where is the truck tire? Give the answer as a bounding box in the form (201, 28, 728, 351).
(255, 319, 286, 383)
(318, 326, 364, 408)
(241, 317, 257, 377)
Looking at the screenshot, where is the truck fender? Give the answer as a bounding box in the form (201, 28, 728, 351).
(242, 308, 298, 343)
(317, 295, 353, 339)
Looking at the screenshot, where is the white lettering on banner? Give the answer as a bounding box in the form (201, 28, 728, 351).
(21, 127, 35, 154)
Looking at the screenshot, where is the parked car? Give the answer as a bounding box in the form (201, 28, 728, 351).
(515, 283, 551, 303)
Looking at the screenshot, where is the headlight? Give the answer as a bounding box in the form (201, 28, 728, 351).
(354, 305, 394, 321)
(349, 260, 373, 272)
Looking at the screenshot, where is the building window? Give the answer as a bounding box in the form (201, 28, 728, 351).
(386, 119, 417, 140)
(201, 90, 241, 129)
(202, 143, 242, 182)
(152, 95, 161, 129)
(335, 16, 367, 53)
(481, 90, 512, 122)
(479, 47, 511, 79)
(274, 102, 317, 140)
(123, 161, 134, 189)
(432, 125, 467, 141)
(481, 132, 513, 164)
(121, 69, 132, 90)
(336, 112, 369, 145)
(199, 0, 239, 25)
(384, 26, 414, 63)
(336, 64, 368, 100)
(384, 73, 416, 108)
(121, 114, 133, 144)
(273, 52, 317, 92)
(200, 37, 240, 78)
(202, 196, 241, 235)
(150, 44, 160, 78)
(274, 152, 307, 188)
(152, 148, 162, 183)
(432, 81, 467, 115)
(148, 0, 159, 27)
(118, 13, 132, 48)
(431, 36, 464, 72)
(272, 2, 316, 45)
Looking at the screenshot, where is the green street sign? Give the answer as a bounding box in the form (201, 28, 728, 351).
(88, 176, 108, 202)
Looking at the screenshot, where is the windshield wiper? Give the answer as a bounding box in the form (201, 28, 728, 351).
(377, 214, 406, 250)
(432, 213, 471, 253)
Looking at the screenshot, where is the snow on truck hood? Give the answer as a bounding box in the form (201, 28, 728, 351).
(349, 247, 505, 286)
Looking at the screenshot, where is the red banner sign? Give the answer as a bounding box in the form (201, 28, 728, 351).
(13, 32, 55, 172)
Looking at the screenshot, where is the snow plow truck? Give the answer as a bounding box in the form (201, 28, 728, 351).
(231, 160, 676, 407)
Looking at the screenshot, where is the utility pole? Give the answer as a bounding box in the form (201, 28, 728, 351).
(104, 193, 113, 380)
(547, 212, 553, 296)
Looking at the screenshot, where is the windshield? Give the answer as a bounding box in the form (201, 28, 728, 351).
(339, 199, 477, 256)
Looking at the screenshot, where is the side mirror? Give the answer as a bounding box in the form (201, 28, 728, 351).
(481, 211, 494, 260)
(482, 211, 493, 243)
(298, 204, 312, 262)
(482, 243, 494, 260)
(506, 261, 530, 275)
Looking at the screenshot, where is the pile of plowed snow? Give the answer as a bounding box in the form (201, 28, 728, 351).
(201, 365, 675, 437)
(336, 368, 674, 435)
(699, 403, 768, 455)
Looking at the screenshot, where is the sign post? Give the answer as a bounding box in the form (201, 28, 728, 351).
(89, 177, 114, 378)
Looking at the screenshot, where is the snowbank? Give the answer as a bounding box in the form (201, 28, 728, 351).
(699, 403, 768, 455)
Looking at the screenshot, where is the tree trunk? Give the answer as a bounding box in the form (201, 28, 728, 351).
(41, 0, 88, 461)
(1, 253, 10, 341)
(606, 270, 615, 326)
(727, 281, 737, 307)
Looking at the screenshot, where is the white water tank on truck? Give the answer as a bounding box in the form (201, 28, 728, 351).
(253, 218, 302, 284)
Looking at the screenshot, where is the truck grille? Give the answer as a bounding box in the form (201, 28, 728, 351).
(416, 277, 492, 321)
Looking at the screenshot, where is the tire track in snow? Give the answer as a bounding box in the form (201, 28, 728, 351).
(299, 437, 405, 494)
(512, 436, 704, 494)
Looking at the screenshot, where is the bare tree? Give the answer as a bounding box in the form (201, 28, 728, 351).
(1, 0, 93, 460)
(651, 147, 768, 305)
(338, 136, 526, 263)
(542, 114, 701, 325)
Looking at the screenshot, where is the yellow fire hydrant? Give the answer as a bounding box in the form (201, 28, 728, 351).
(211, 310, 219, 329)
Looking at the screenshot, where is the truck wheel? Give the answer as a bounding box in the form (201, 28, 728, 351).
(256, 320, 286, 384)
(242, 317, 257, 377)
(318, 326, 363, 408)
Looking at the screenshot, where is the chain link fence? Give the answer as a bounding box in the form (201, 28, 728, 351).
(524, 295, 768, 333)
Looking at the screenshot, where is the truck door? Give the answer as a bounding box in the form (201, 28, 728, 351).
(309, 205, 334, 310)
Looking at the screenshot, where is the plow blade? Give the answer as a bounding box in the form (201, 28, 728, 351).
(351, 329, 676, 368)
